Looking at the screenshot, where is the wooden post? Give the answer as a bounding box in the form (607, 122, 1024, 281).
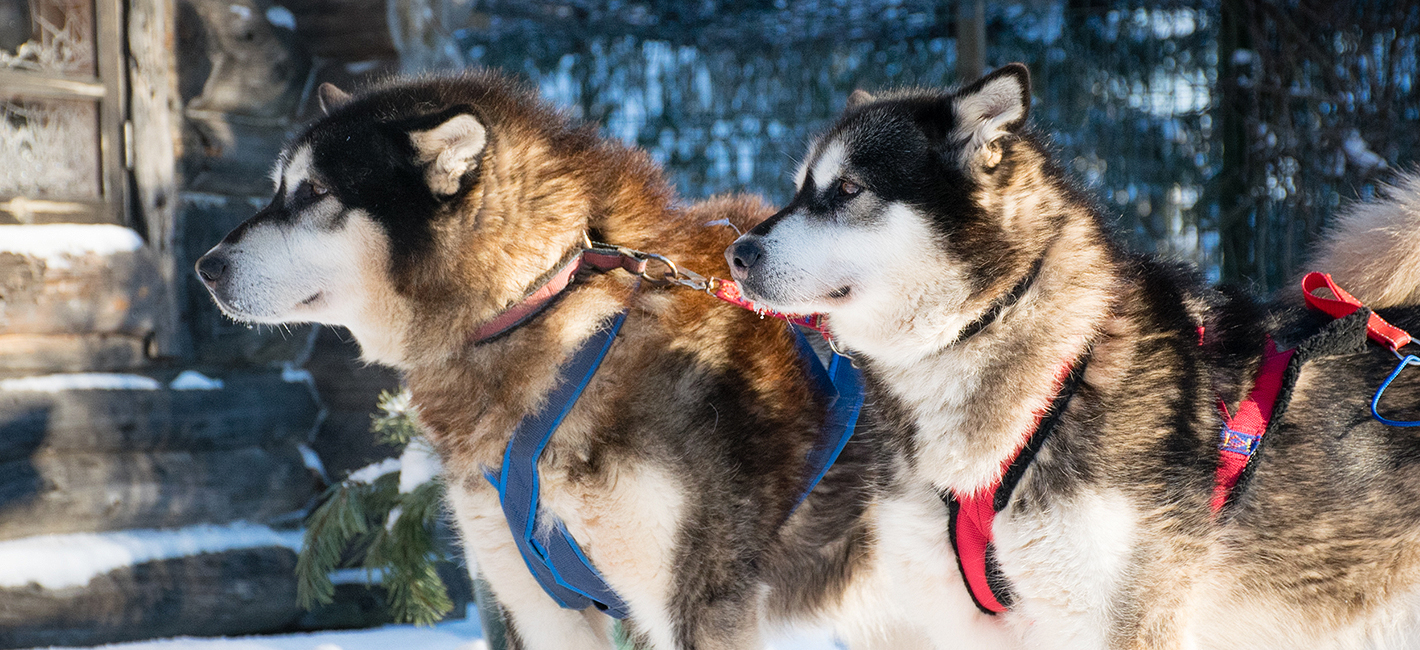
(128, 0, 190, 358)
(957, 0, 986, 82)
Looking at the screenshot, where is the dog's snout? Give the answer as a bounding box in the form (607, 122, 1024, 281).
(196, 254, 228, 284)
(728, 239, 764, 273)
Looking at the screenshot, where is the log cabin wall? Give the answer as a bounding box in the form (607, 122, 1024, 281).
(0, 0, 403, 645)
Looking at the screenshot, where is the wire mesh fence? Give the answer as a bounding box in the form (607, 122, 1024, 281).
(438, 0, 1419, 288)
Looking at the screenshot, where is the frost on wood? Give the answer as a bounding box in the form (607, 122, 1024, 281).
(0, 0, 96, 77)
(0, 97, 101, 200)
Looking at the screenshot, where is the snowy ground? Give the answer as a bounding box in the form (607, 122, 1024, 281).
(22, 604, 841, 650)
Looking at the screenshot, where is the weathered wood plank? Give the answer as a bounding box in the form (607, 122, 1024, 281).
(0, 334, 147, 372)
(128, 0, 190, 359)
(0, 246, 162, 337)
(0, 547, 303, 648)
(0, 446, 319, 540)
(0, 370, 320, 460)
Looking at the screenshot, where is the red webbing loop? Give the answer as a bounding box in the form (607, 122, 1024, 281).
(1302, 272, 1412, 353)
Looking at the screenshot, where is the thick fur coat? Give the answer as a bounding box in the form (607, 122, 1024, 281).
(730, 63, 1420, 649)
(195, 71, 1016, 650)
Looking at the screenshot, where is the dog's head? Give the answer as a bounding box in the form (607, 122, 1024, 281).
(196, 73, 591, 366)
(726, 64, 1060, 354)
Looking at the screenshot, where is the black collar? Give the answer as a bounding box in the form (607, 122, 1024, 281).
(951, 255, 1046, 346)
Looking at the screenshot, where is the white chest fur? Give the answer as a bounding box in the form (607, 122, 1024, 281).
(992, 488, 1138, 650)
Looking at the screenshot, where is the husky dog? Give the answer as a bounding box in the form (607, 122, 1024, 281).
(195, 71, 1016, 650)
(729, 63, 1420, 649)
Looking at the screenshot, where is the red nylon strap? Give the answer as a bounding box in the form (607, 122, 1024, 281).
(1210, 339, 1293, 513)
(952, 358, 1078, 614)
(954, 491, 1007, 613)
(710, 278, 830, 333)
(1302, 272, 1412, 353)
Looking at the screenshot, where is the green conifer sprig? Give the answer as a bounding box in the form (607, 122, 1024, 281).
(295, 389, 455, 626)
(371, 389, 421, 447)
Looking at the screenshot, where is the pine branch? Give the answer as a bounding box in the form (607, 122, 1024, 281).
(372, 389, 422, 447)
(298, 386, 456, 625)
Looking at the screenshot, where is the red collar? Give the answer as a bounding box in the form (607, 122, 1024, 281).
(470, 245, 651, 344)
(949, 353, 1088, 614)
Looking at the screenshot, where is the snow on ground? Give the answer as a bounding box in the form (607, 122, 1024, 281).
(22, 604, 842, 650)
(0, 522, 303, 590)
(0, 224, 145, 269)
(24, 604, 489, 650)
(169, 370, 225, 391)
(0, 373, 162, 392)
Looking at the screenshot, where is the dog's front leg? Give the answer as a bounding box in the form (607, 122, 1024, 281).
(445, 482, 613, 650)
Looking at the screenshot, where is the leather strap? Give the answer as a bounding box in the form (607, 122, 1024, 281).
(472, 247, 650, 344)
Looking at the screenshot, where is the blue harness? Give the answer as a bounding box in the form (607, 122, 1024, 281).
(485, 313, 863, 618)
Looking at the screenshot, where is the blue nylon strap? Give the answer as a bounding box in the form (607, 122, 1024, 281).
(486, 310, 631, 618)
(789, 328, 865, 512)
(483, 317, 863, 620)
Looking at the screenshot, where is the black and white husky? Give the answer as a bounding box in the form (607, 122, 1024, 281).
(729, 63, 1420, 649)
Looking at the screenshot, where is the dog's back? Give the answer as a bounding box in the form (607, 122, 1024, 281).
(1303, 173, 1420, 309)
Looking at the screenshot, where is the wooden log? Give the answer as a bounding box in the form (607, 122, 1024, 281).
(0, 245, 162, 338)
(283, 0, 397, 61)
(0, 445, 319, 540)
(0, 547, 304, 648)
(0, 334, 147, 372)
(0, 369, 320, 460)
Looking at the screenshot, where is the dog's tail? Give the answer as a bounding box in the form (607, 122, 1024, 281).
(1303, 171, 1420, 309)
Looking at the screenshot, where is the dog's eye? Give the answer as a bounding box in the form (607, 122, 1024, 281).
(293, 180, 329, 203)
(838, 179, 862, 197)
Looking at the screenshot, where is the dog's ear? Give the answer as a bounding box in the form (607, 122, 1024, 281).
(846, 89, 876, 109)
(409, 112, 488, 197)
(317, 83, 352, 115)
(951, 63, 1030, 167)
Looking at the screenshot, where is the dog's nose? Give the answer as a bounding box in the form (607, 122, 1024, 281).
(728, 239, 763, 272)
(196, 254, 228, 284)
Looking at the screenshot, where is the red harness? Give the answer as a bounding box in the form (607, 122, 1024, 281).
(951, 271, 1416, 615)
